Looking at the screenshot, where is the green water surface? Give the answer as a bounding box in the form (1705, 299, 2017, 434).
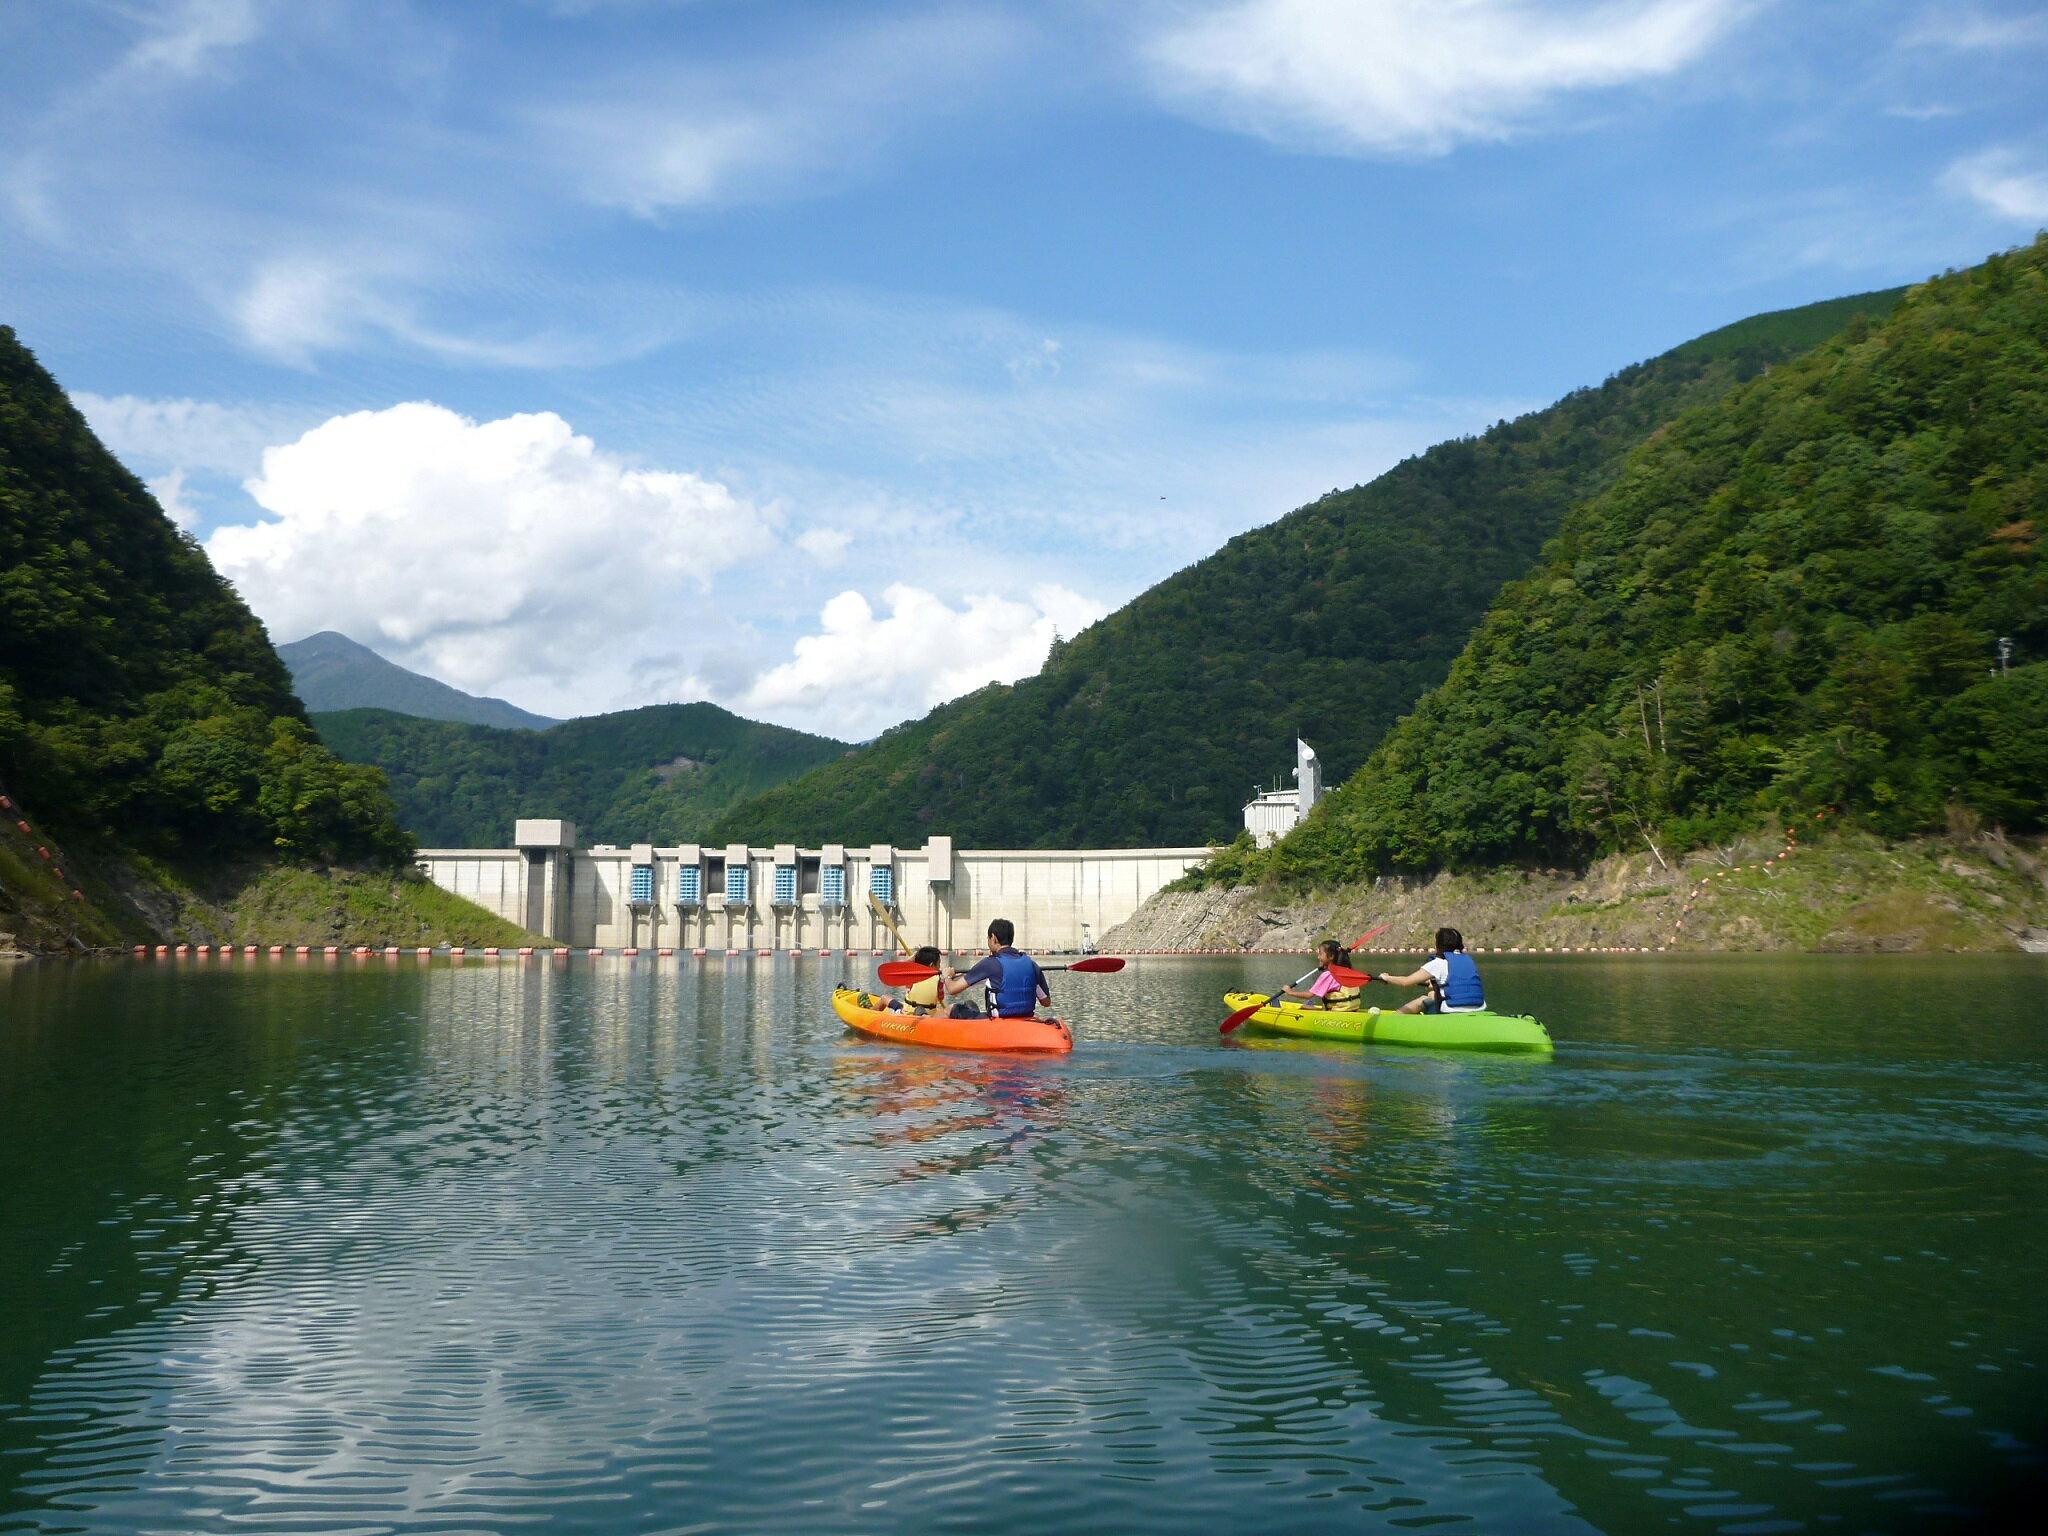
(2, 952, 2043, 1533)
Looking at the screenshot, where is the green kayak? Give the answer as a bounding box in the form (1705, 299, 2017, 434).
(1222, 993, 1554, 1054)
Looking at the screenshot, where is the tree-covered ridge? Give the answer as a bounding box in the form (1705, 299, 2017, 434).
(708, 285, 1905, 850)
(0, 326, 411, 867)
(1233, 240, 2047, 887)
(312, 702, 848, 847)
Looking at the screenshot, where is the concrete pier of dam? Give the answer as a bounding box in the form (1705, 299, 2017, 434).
(416, 821, 1211, 951)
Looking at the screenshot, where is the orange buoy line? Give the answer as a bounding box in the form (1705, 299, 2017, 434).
(1662, 807, 1830, 948)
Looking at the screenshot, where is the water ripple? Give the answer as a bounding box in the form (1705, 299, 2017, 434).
(1, 954, 2044, 1532)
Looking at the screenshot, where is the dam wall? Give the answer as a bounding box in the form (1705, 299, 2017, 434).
(416, 822, 1210, 951)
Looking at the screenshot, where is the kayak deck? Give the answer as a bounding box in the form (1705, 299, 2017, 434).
(1223, 993, 1553, 1054)
(833, 987, 1073, 1054)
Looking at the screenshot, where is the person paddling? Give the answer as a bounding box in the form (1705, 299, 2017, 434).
(941, 919, 1050, 1019)
(1278, 939, 1362, 1011)
(887, 946, 947, 1014)
(1377, 927, 1486, 1015)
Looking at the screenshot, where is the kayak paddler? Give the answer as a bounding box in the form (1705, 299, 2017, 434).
(887, 946, 947, 1014)
(1377, 927, 1486, 1015)
(941, 918, 1051, 1019)
(1278, 939, 1362, 1011)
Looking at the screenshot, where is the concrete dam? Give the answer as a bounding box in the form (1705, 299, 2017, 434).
(417, 821, 1212, 951)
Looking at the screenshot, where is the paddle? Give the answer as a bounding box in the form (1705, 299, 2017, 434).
(1218, 923, 1392, 1034)
(866, 890, 914, 957)
(876, 956, 1125, 986)
(1218, 965, 1320, 1035)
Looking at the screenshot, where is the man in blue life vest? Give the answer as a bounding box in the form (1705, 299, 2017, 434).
(940, 918, 1051, 1019)
(1376, 927, 1486, 1015)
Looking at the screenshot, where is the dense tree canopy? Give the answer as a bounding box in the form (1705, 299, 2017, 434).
(709, 287, 1904, 850)
(1228, 241, 2047, 887)
(313, 703, 846, 847)
(0, 326, 411, 867)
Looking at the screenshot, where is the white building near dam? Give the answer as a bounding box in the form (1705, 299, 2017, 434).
(417, 820, 1211, 951)
(1242, 738, 1324, 847)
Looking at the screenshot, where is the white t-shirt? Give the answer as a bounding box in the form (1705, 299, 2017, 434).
(1422, 955, 1485, 1012)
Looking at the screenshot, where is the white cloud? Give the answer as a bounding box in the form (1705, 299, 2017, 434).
(206, 403, 775, 699)
(795, 527, 854, 562)
(233, 255, 376, 363)
(1904, 5, 2048, 52)
(148, 468, 202, 531)
(733, 583, 1109, 739)
(75, 392, 298, 479)
(541, 6, 1024, 212)
(1141, 0, 1746, 156)
(123, 0, 264, 78)
(1944, 145, 2048, 223)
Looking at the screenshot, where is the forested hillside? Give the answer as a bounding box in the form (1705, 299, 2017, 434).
(1224, 240, 2047, 888)
(313, 703, 847, 847)
(0, 326, 411, 876)
(709, 286, 1905, 850)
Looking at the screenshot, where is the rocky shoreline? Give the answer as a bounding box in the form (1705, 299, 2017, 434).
(1101, 829, 2048, 956)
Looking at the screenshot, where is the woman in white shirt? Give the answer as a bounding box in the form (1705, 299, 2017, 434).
(1377, 928, 1486, 1015)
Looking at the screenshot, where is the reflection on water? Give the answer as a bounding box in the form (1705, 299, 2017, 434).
(1, 952, 2044, 1533)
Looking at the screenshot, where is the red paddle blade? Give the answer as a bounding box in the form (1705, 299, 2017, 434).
(876, 961, 937, 986)
(1219, 997, 1269, 1035)
(1065, 955, 1125, 973)
(1327, 964, 1376, 988)
(1348, 921, 1391, 949)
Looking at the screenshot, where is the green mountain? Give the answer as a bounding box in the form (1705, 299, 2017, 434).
(1237, 239, 2048, 887)
(707, 284, 1907, 850)
(0, 326, 411, 886)
(280, 630, 558, 730)
(312, 703, 850, 847)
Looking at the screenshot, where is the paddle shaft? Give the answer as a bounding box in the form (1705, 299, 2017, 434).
(867, 890, 914, 957)
(877, 956, 1123, 986)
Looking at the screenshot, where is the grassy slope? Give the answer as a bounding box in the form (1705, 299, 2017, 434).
(0, 797, 133, 954)
(709, 286, 1907, 851)
(209, 865, 545, 948)
(313, 702, 849, 847)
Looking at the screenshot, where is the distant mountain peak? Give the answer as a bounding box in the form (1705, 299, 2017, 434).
(279, 632, 559, 731)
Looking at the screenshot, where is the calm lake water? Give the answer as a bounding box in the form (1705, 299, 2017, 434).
(3, 952, 2044, 1534)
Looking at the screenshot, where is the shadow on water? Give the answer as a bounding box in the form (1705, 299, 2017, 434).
(1, 951, 2044, 1533)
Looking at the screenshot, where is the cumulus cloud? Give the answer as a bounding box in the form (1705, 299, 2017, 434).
(207, 403, 775, 699)
(735, 583, 1108, 739)
(1141, 0, 1746, 156)
(1944, 145, 2048, 223)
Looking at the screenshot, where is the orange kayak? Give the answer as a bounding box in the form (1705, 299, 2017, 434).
(832, 987, 1073, 1054)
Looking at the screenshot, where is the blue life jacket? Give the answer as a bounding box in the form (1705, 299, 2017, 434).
(1438, 951, 1485, 1010)
(988, 950, 1044, 1016)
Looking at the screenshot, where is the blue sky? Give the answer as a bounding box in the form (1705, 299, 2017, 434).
(5, 0, 2045, 737)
